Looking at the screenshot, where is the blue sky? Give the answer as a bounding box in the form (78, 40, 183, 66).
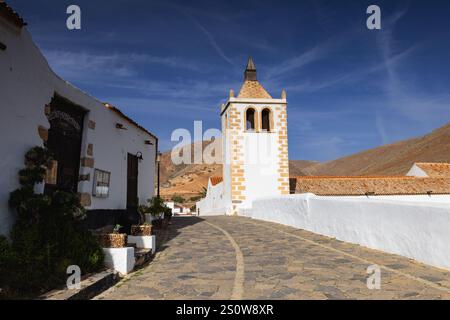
(9, 0, 450, 161)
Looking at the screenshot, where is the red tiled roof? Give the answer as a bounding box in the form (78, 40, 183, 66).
(292, 176, 450, 196)
(210, 176, 223, 186)
(0, 1, 27, 28)
(415, 163, 450, 178)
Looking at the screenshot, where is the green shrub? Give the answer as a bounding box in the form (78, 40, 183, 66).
(189, 196, 201, 202)
(148, 196, 170, 216)
(171, 195, 185, 204)
(139, 196, 172, 219)
(2, 146, 104, 298)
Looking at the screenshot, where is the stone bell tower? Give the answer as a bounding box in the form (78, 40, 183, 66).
(221, 57, 289, 215)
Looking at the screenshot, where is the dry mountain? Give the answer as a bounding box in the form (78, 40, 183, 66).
(160, 122, 450, 205)
(303, 122, 450, 176)
(159, 140, 317, 206)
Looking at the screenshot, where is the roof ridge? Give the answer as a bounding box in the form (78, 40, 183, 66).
(103, 103, 157, 140)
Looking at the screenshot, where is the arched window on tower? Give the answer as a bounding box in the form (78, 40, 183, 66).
(261, 108, 271, 132)
(246, 108, 256, 131)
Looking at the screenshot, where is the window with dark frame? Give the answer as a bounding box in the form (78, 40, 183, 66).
(93, 169, 111, 198)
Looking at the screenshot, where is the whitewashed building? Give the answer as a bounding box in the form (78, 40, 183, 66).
(0, 4, 158, 235)
(197, 58, 290, 216)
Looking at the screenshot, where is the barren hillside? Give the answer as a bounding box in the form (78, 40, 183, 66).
(159, 141, 317, 207)
(159, 122, 450, 206)
(303, 122, 450, 176)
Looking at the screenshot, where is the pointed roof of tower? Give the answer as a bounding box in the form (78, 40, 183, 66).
(237, 57, 272, 99)
(245, 57, 256, 73)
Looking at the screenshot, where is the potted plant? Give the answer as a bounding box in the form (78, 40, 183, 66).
(130, 205, 154, 236)
(97, 224, 127, 248)
(130, 222, 153, 236)
(146, 197, 170, 229)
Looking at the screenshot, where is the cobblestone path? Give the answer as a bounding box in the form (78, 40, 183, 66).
(95, 216, 450, 300)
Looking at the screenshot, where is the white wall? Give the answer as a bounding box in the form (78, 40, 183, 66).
(406, 164, 428, 177)
(324, 194, 450, 204)
(0, 19, 156, 235)
(196, 181, 227, 216)
(79, 107, 156, 210)
(249, 194, 450, 270)
(242, 132, 280, 208)
(221, 109, 233, 215)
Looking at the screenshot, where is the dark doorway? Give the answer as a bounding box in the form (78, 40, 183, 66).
(45, 94, 86, 194)
(127, 153, 139, 210)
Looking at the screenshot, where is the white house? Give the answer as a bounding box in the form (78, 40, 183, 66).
(165, 201, 192, 216)
(0, 3, 158, 235)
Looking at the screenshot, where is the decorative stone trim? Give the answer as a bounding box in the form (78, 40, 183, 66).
(131, 225, 153, 236)
(80, 157, 94, 168)
(87, 143, 94, 156)
(79, 192, 92, 207)
(45, 160, 58, 185)
(88, 120, 96, 130)
(38, 125, 48, 142)
(97, 234, 127, 248)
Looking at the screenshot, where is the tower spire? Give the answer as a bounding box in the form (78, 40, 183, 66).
(244, 56, 257, 81)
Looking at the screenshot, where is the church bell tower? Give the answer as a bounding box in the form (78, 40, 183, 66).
(221, 57, 289, 215)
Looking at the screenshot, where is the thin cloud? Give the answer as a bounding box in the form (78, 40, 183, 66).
(43, 50, 203, 81)
(284, 45, 417, 93)
(264, 30, 355, 81)
(378, 9, 450, 123)
(172, 5, 235, 66)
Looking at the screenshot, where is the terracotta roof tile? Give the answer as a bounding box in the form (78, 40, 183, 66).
(210, 176, 223, 186)
(415, 163, 450, 178)
(237, 80, 272, 99)
(293, 176, 450, 196)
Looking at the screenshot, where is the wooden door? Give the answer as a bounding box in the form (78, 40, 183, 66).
(127, 153, 139, 209)
(45, 95, 85, 193)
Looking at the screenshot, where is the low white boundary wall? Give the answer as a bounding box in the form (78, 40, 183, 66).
(196, 182, 228, 216)
(250, 194, 450, 270)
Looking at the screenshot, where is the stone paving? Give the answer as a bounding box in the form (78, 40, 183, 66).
(95, 216, 450, 300)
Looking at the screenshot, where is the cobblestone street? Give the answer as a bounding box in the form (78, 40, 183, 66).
(96, 216, 450, 300)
